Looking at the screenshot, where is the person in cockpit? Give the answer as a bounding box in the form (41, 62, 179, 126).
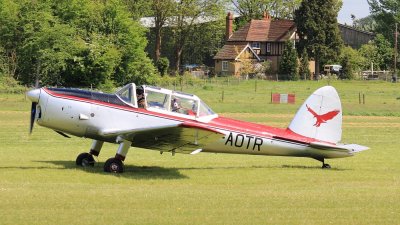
(171, 98, 181, 112)
(137, 89, 146, 108)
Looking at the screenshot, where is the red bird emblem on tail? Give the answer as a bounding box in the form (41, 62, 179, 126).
(306, 104, 340, 127)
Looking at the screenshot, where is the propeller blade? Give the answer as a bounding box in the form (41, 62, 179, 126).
(30, 102, 37, 134)
(55, 131, 71, 138)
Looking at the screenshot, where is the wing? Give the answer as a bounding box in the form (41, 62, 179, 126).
(100, 123, 224, 154)
(131, 126, 223, 154)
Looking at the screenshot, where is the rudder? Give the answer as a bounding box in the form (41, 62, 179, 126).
(287, 86, 342, 143)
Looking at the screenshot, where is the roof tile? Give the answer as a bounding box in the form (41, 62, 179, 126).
(228, 19, 295, 42)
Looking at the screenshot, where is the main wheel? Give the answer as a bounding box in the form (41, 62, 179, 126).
(104, 158, 124, 173)
(76, 153, 95, 167)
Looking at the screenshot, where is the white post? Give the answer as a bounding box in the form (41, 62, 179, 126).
(371, 62, 374, 78)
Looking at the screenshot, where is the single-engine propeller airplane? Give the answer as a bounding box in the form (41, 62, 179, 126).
(27, 83, 368, 173)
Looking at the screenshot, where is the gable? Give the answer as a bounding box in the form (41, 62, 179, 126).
(214, 44, 260, 61)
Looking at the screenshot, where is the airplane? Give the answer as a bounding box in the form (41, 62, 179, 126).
(26, 83, 368, 173)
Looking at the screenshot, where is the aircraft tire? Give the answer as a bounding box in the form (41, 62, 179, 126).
(76, 153, 95, 167)
(104, 158, 124, 173)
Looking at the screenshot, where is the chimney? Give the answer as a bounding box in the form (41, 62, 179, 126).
(226, 12, 233, 41)
(263, 11, 271, 21)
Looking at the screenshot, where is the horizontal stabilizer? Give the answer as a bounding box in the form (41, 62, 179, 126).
(310, 142, 369, 153)
(338, 144, 369, 153)
(310, 141, 346, 150)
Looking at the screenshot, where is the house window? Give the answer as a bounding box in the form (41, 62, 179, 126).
(251, 42, 260, 49)
(222, 61, 228, 71)
(266, 43, 271, 53)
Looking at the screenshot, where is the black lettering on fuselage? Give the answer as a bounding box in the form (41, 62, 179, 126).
(235, 134, 244, 147)
(246, 136, 254, 149)
(224, 133, 263, 151)
(253, 138, 263, 151)
(225, 133, 234, 146)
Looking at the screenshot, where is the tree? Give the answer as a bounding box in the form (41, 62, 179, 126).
(169, 0, 226, 72)
(359, 42, 379, 71)
(368, 0, 399, 44)
(340, 46, 365, 76)
(341, 54, 353, 79)
(352, 15, 376, 32)
(294, 0, 343, 76)
(0, 0, 21, 78)
(156, 57, 169, 76)
(374, 34, 393, 70)
(151, 0, 175, 61)
(299, 49, 311, 80)
(278, 40, 298, 80)
(123, 0, 151, 20)
(231, 0, 302, 22)
(181, 20, 225, 66)
(359, 34, 393, 71)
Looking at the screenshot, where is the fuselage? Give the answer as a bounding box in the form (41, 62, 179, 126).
(30, 87, 353, 160)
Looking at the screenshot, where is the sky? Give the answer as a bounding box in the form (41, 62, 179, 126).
(338, 0, 371, 25)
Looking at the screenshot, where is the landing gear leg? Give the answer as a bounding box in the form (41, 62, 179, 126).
(104, 137, 132, 173)
(89, 140, 104, 157)
(76, 140, 104, 167)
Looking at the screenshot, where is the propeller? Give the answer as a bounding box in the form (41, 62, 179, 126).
(29, 102, 37, 134)
(27, 88, 41, 134)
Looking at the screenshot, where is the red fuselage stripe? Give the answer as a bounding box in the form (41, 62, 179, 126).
(43, 88, 322, 145)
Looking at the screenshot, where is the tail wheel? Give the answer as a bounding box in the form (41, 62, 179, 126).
(76, 153, 95, 167)
(104, 158, 124, 173)
(322, 163, 331, 169)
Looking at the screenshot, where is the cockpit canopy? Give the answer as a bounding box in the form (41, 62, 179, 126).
(115, 83, 216, 120)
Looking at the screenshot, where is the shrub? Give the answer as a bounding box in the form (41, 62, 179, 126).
(156, 57, 170, 76)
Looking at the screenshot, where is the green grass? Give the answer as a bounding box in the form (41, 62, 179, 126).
(0, 80, 399, 225)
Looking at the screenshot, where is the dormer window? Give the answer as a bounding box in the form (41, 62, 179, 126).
(251, 42, 260, 49)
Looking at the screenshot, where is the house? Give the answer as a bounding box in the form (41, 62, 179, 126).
(214, 12, 302, 76)
(214, 12, 375, 77)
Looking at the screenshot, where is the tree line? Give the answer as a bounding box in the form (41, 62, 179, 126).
(0, 0, 398, 87)
(0, 0, 160, 88)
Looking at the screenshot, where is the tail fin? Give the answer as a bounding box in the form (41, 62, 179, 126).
(288, 86, 342, 143)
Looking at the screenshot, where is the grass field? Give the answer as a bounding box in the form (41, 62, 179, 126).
(0, 80, 399, 225)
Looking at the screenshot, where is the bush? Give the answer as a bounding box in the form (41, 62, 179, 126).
(341, 55, 354, 80)
(0, 76, 26, 93)
(156, 57, 170, 76)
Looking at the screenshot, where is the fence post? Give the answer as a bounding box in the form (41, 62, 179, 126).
(270, 92, 272, 104)
(359, 92, 361, 104)
(363, 94, 365, 104)
(222, 90, 224, 102)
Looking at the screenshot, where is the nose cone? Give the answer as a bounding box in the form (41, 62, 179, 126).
(27, 89, 41, 102)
